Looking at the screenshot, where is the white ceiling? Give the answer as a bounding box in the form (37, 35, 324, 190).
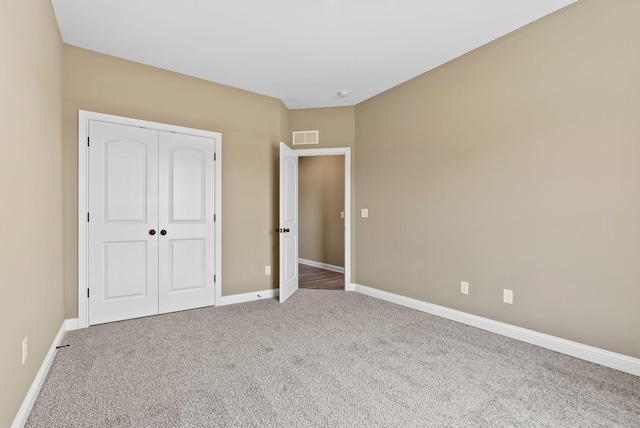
(51, 0, 577, 109)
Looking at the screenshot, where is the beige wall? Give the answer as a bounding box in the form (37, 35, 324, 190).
(0, 0, 64, 425)
(299, 156, 345, 267)
(2, 3, 638, 424)
(289, 107, 356, 151)
(355, 0, 640, 358)
(289, 107, 356, 280)
(280, 102, 290, 146)
(63, 46, 287, 316)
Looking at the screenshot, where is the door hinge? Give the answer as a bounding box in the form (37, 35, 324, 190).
(214, 153, 216, 161)
(214, 275, 216, 283)
(87, 137, 90, 147)
(87, 212, 90, 222)
(214, 214, 216, 222)
(87, 288, 90, 298)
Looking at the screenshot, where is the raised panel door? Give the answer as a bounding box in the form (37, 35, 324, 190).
(279, 143, 299, 302)
(88, 121, 159, 325)
(158, 131, 215, 313)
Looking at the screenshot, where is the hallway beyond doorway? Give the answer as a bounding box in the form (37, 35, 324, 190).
(299, 264, 344, 290)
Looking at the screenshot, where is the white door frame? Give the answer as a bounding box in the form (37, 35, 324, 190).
(294, 147, 352, 291)
(77, 110, 222, 329)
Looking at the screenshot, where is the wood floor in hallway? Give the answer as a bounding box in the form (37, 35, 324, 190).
(299, 263, 344, 290)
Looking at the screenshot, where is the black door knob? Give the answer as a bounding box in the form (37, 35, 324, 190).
(284, 228, 290, 233)
(149, 229, 156, 236)
(160, 230, 167, 236)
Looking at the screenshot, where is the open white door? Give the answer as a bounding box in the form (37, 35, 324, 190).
(279, 142, 299, 302)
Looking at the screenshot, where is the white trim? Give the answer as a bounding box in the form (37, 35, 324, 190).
(294, 147, 351, 290)
(353, 284, 640, 377)
(78, 112, 89, 328)
(11, 321, 68, 428)
(214, 142, 223, 307)
(217, 289, 280, 306)
(65, 318, 79, 331)
(298, 258, 345, 273)
(78, 110, 222, 328)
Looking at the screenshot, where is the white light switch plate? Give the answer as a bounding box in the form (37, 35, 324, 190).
(361, 208, 369, 218)
(22, 337, 28, 364)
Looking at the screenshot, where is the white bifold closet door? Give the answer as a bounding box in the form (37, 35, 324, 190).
(88, 121, 215, 325)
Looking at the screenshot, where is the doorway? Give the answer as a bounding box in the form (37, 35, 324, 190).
(278, 145, 351, 302)
(298, 155, 345, 290)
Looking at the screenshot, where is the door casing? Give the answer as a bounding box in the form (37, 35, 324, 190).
(78, 110, 222, 329)
(287, 146, 352, 291)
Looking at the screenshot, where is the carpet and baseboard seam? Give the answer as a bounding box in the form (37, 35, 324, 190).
(217, 288, 279, 306)
(352, 283, 640, 376)
(11, 320, 70, 428)
(14, 284, 640, 426)
(24, 290, 640, 427)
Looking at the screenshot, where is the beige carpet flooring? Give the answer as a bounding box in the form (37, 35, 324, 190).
(26, 290, 640, 427)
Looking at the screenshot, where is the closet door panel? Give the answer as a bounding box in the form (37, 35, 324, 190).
(158, 131, 216, 313)
(88, 121, 159, 325)
(170, 148, 205, 222)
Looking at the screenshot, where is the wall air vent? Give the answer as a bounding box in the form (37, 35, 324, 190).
(292, 130, 319, 145)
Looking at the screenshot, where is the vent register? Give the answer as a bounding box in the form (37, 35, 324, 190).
(292, 130, 319, 145)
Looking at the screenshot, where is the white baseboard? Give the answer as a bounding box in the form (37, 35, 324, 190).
(65, 318, 79, 331)
(299, 258, 345, 273)
(352, 283, 640, 377)
(12, 320, 70, 428)
(217, 288, 280, 306)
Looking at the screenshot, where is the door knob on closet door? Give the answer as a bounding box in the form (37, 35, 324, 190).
(149, 229, 156, 236)
(160, 230, 167, 236)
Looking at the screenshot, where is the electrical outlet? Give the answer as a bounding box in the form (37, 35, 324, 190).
(340, 211, 345, 219)
(265, 265, 271, 276)
(461, 281, 469, 295)
(503, 289, 514, 304)
(22, 337, 28, 364)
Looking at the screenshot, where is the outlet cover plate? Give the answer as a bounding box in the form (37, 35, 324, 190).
(461, 281, 469, 295)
